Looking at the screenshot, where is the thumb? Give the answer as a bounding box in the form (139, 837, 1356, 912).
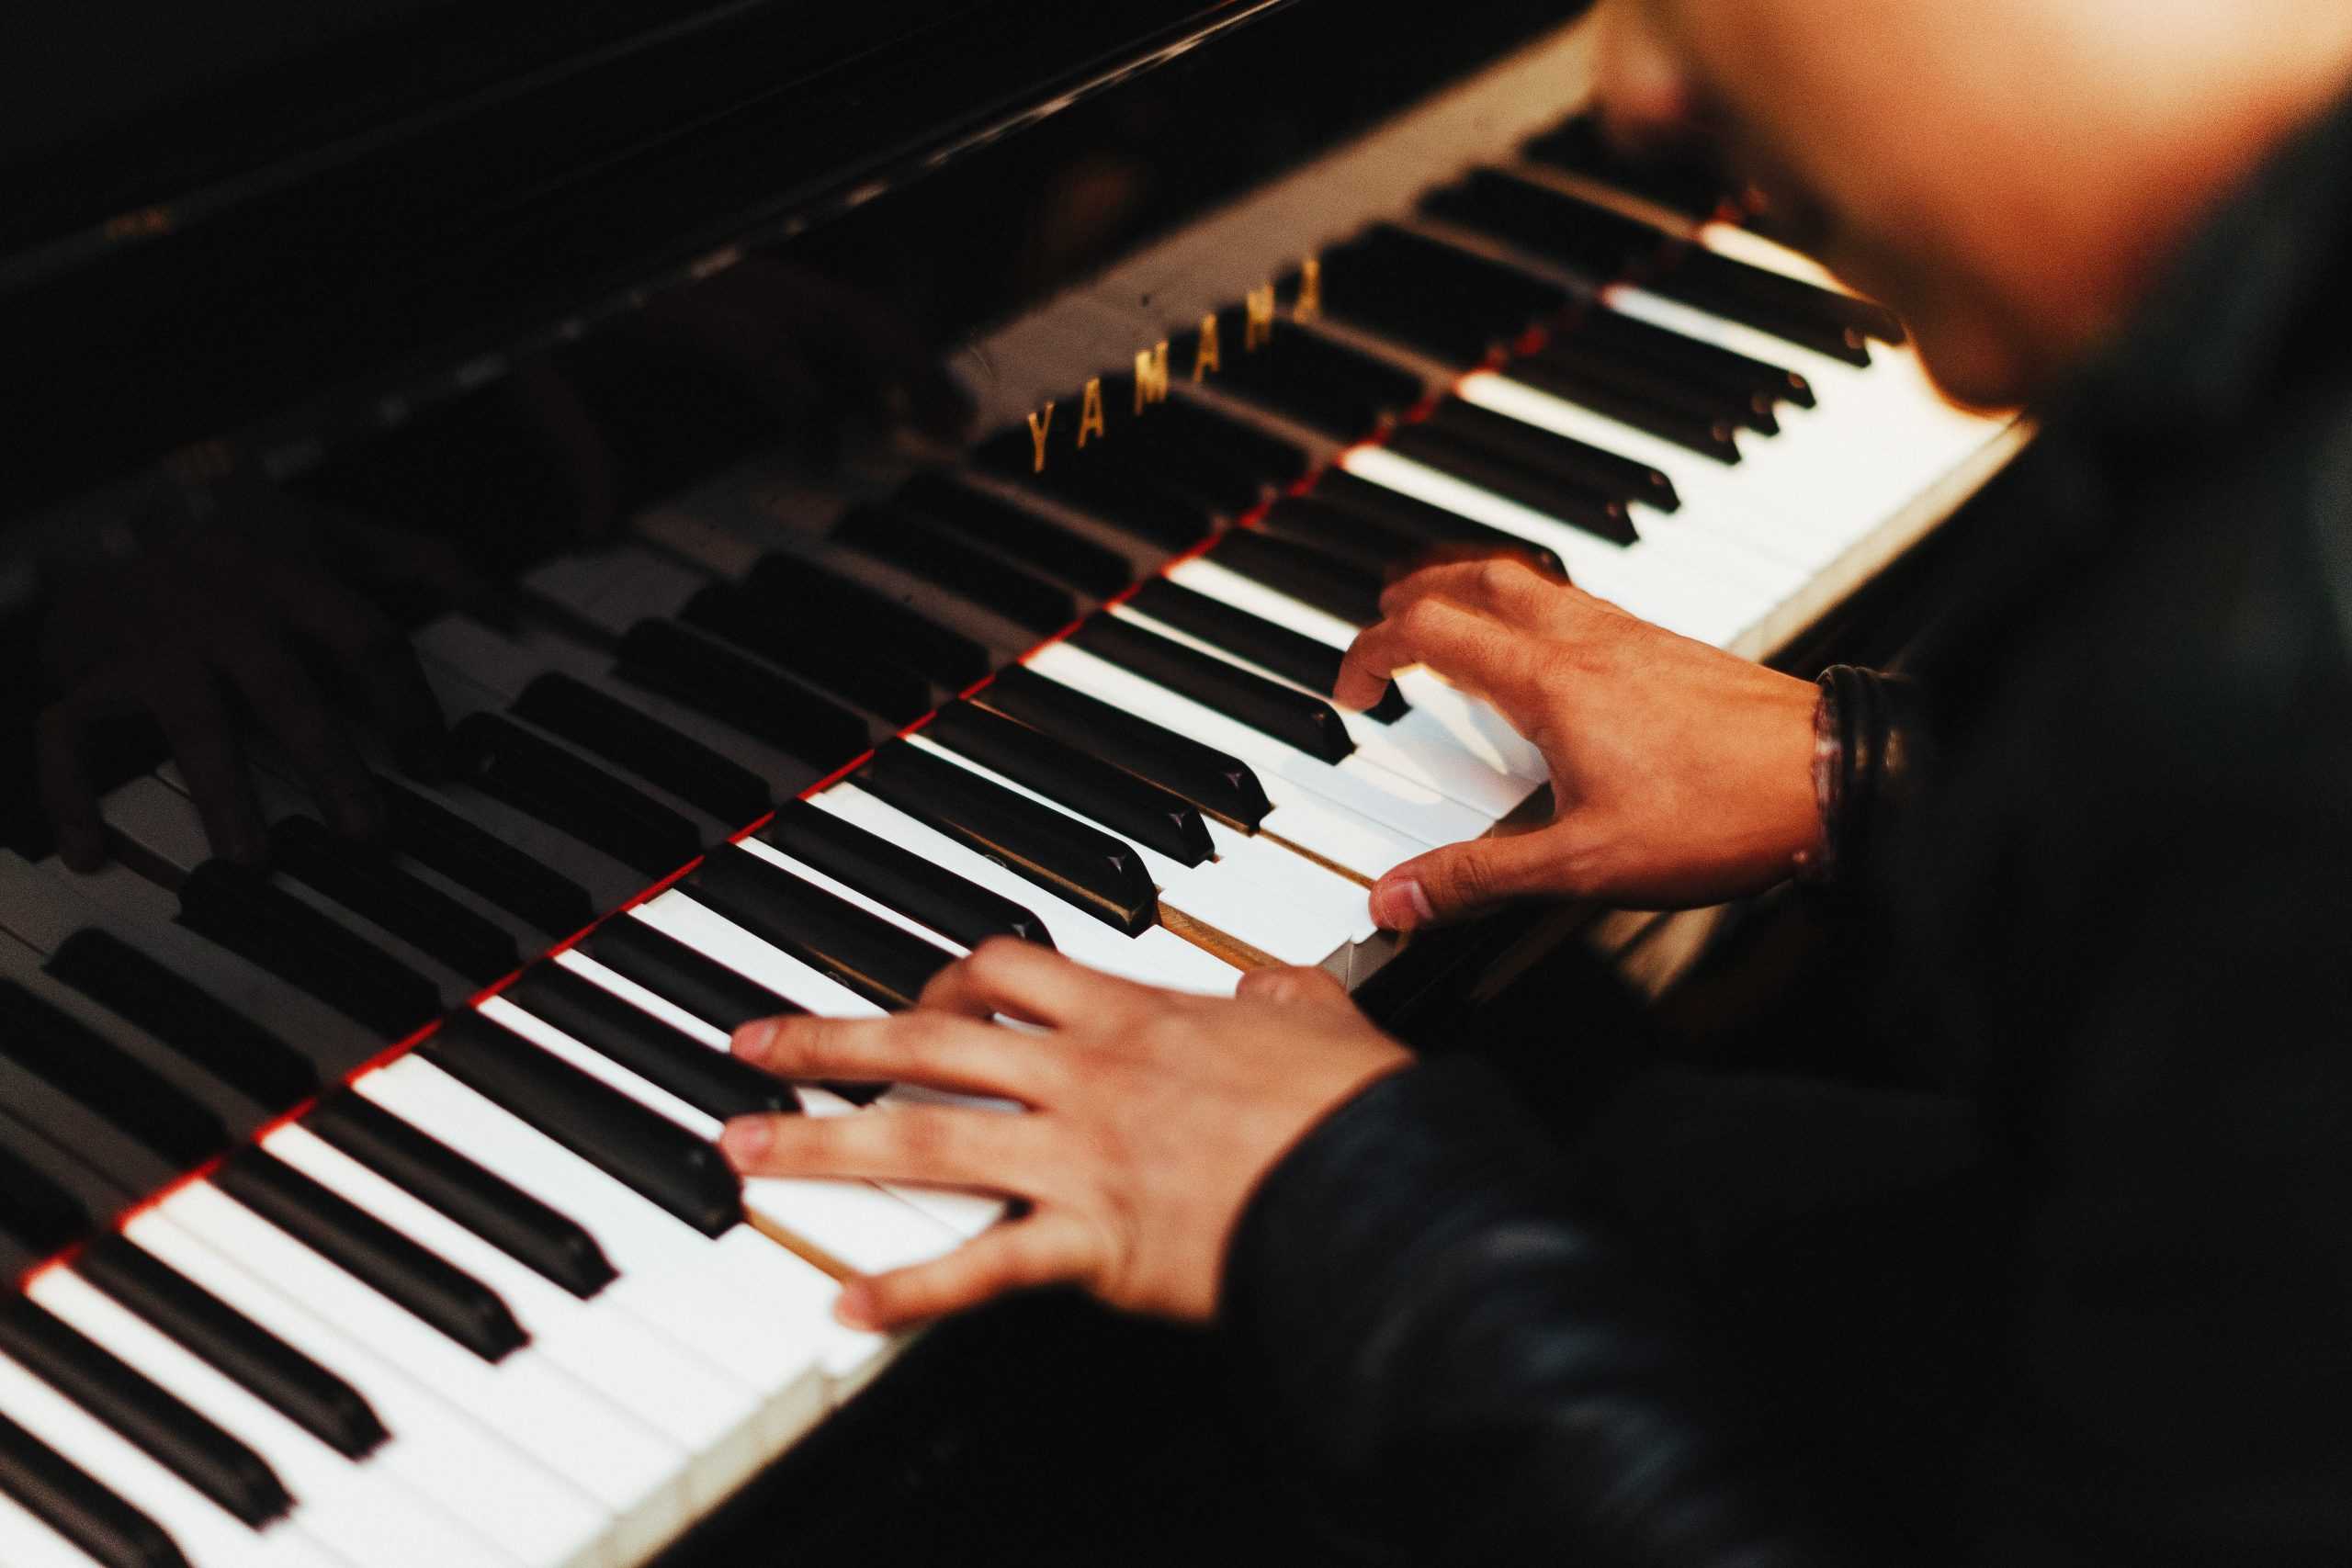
(1369, 830, 1569, 931)
(1234, 964, 1354, 1011)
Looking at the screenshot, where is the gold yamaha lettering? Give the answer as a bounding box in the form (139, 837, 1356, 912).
(1077, 378, 1108, 447)
(1191, 313, 1222, 382)
(1294, 255, 1323, 322)
(1134, 341, 1171, 413)
(1244, 284, 1277, 352)
(1027, 400, 1057, 472)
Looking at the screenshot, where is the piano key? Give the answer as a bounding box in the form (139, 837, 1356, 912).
(73, 1238, 388, 1463)
(1520, 114, 1732, 220)
(1124, 581, 1407, 726)
(379, 779, 596, 938)
(256, 1122, 767, 1506)
(1069, 615, 1355, 764)
(0, 983, 231, 1172)
(27, 1269, 506, 1568)
(0, 1423, 182, 1568)
(1304, 468, 1559, 570)
(0, 1299, 290, 1529)
(1657, 243, 1894, 358)
(854, 741, 1160, 938)
(0, 1052, 179, 1205)
(173, 860, 445, 1040)
(1499, 353, 1746, 460)
(1527, 332, 1781, 435)
(124, 1203, 613, 1568)
(1204, 528, 1385, 625)
(481, 997, 965, 1278)
(675, 586, 936, 725)
(740, 555, 993, 690)
(615, 617, 873, 773)
(1571, 302, 1816, 408)
(39, 931, 318, 1116)
(581, 915, 804, 1034)
(354, 1056, 859, 1436)
(834, 506, 1080, 636)
(760, 798, 1051, 951)
(510, 671, 774, 828)
(159, 1179, 692, 1564)
(449, 710, 706, 878)
(1140, 391, 1318, 492)
(977, 430, 1214, 550)
(1174, 315, 1423, 438)
(304, 1091, 616, 1302)
(686, 840, 962, 1003)
(0, 1349, 332, 1568)
(893, 472, 1134, 597)
(0, 1132, 98, 1261)
(209, 1150, 528, 1365)
(921, 701, 1216, 863)
(1419, 169, 1669, 289)
(1250, 493, 1440, 577)
(1419, 395, 1681, 512)
(420, 1010, 743, 1237)
(265, 816, 521, 987)
(1383, 419, 1645, 545)
(807, 785, 1245, 995)
(970, 665, 1272, 830)
(502, 964, 803, 1123)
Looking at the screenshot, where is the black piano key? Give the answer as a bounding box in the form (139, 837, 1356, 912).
(1071, 614, 1353, 762)
(1673, 243, 1902, 345)
(581, 917, 804, 1033)
(1327, 226, 1571, 355)
(1500, 355, 1745, 462)
(922, 702, 1215, 865)
(266, 816, 521, 987)
(451, 711, 706, 879)
(1125, 581, 1408, 725)
(0, 1067, 175, 1209)
(761, 799, 1051, 951)
(1385, 422, 1645, 547)
(893, 474, 1133, 598)
(1574, 305, 1815, 409)
(503, 965, 802, 1123)
(974, 666, 1272, 829)
(74, 1236, 388, 1461)
(175, 861, 444, 1040)
(1301, 472, 1569, 574)
(1420, 398, 1679, 511)
(0, 1135, 96, 1259)
(304, 1091, 616, 1302)
(0, 1407, 192, 1568)
(1206, 528, 1386, 626)
(857, 741, 1161, 938)
(0, 1297, 290, 1529)
(675, 588, 934, 727)
(211, 1150, 528, 1365)
(40, 931, 319, 1116)
(1521, 114, 1733, 220)
(614, 620, 872, 775)
(1529, 334, 1778, 434)
(1419, 170, 1665, 281)
(740, 557, 993, 691)
(1140, 391, 1317, 492)
(511, 674, 774, 828)
(685, 843, 960, 1007)
(382, 781, 596, 938)
(976, 427, 1216, 550)
(420, 1011, 743, 1238)
(1253, 494, 1433, 576)
(836, 506, 1080, 635)
(0, 984, 230, 1172)
(1175, 317, 1417, 440)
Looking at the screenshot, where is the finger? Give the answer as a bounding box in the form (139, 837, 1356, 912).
(257, 563, 450, 780)
(1378, 556, 1569, 625)
(731, 1012, 1063, 1104)
(1368, 829, 1576, 931)
(142, 658, 266, 866)
(833, 1213, 1099, 1330)
(1334, 596, 1532, 715)
(718, 1103, 1046, 1194)
(35, 689, 116, 871)
(915, 937, 1148, 1030)
(214, 628, 380, 840)
(1233, 964, 1355, 1012)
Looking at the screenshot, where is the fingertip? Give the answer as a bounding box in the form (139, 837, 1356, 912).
(731, 1017, 787, 1064)
(718, 1116, 775, 1168)
(832, 1280, 881, 1331)
(1369, 875, 1432, 933)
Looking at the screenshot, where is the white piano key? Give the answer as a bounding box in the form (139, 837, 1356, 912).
(798, 1089, 1009, 1242)
(158, 1182, 687, 1566)
(1027, 642, 1482, 851)
(0, 1347, 344, 1568)
(27, 1270, 509, 1568)
(553, 950, 737, 1049)
(256, 1122, 768, 1507)
(0, 1488, 107, 1568)
(628, 894, 887, 1020)
(809, 786, 1245, 994)
(479, 997, 963, 1278)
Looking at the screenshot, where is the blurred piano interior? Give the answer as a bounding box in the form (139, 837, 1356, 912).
(0, 3, 2030, 1564)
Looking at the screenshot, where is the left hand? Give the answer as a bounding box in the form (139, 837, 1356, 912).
(718, 941, 1409, 1331)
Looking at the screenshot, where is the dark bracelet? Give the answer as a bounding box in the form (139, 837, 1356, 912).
(1802, 665, 1923, 889)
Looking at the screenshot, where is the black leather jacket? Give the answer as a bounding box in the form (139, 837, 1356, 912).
(1221, 89, 2352, 1567)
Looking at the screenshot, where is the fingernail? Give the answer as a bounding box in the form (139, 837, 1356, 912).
(833, 1281, 878, 1331)
(719, 1118, 774, 1168)
(1370, 876, 1432, 932)
(731, 1019, 781, 1064)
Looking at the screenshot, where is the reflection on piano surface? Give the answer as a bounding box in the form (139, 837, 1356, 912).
(0, 5, 2023, 1564)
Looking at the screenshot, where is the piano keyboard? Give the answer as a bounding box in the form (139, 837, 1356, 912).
(0, 17, 2022, 1566)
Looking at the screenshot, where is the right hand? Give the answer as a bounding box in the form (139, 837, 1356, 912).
(1332, 558, 1825, 927)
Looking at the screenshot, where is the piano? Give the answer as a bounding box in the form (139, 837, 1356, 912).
(0, 2, 2027, 1562)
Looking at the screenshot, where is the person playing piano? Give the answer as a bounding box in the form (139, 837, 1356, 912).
(715, 0, 2352, 1562)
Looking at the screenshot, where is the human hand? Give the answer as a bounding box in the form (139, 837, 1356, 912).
(37, 497, 452, 870)
(1333, 558, 1822, 925)
(719, 942, 1409, 1330)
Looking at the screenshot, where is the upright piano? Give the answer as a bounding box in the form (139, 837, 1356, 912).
(0, 3, 2026, 1563)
